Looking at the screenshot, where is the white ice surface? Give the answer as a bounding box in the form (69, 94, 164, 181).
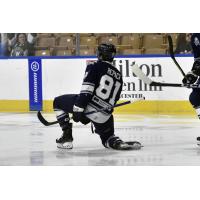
(0, 113, 200, 166)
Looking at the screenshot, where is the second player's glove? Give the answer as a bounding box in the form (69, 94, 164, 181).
(192, 59, 200, 76)
(182, 71, 198, 84)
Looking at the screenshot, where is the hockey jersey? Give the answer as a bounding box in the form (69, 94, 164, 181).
(75, 60, 123, 123)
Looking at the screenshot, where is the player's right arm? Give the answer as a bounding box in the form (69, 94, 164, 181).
(182, 34, 200, 84)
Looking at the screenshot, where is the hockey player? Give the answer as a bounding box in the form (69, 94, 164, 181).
(181, 33, 200, 144)
(53, 43, 142, 150)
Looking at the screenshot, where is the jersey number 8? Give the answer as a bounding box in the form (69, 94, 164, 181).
(96, 74, 121, 105)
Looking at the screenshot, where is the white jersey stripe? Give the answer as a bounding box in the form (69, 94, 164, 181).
(81, 84, 95, 93)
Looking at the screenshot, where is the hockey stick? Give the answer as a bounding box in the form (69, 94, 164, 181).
(132, 64, 200, 88)
(37, 111, 59, 126)
(168, 35, 186, 77)
(37, 97, 145, 126)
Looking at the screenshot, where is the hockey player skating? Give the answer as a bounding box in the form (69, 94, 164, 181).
(53, 43, 142, 150)
(181, 33, 200, 145)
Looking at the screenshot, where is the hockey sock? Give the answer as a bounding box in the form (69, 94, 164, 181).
(54, 109, 71, 130)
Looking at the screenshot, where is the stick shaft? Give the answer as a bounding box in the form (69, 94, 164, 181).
(37, 99, 144, 126)
(132, 63, 200, 88)
(168, 35, 186, 77)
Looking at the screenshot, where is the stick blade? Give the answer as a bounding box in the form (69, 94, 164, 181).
(132, 64, 153, 85)
(37, 111, 58, 126)
(37, 111, 49, 126)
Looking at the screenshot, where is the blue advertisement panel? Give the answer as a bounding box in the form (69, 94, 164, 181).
(28, 58, 43, 111)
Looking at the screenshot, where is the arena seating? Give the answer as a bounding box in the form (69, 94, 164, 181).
(35, 49, 51, 56)
(80, 36, 97, 47)
(54, 47, 74, 56)
(79, 48, 96, 56)
(57, 36, 75, 49)
(119, 34, 141, 49)
(120, 48, 142, 55)
(32, 33, 178, 56)
(144, 48, 167, 54)
(36, 37, 56, 48)
(98, 35, 119, 46)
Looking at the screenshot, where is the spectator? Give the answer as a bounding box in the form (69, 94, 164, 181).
(10, 33, 34, 56)
(27, 33, 37, 45)
(0, 33, 9, 56)
(175, 33, 192, 54)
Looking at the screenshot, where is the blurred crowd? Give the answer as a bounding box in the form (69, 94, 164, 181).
(174, 33, 192, 54)
(0, 33, 193, 57)
(0, 33, 36, 56)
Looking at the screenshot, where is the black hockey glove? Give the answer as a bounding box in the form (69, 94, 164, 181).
(72, 105, 85, 123)
(106, 107, 113, 114)
(192, 59, 200, 76)
(182, 71, 198, 84)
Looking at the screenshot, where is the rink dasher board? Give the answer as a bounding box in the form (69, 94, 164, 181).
(0, 55, 195, 113)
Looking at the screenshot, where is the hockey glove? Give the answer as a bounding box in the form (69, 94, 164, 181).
(182, 71, 198, 84)
(192, 59, 200, 76)
(106, 107, 113, 114)
(72, 105, 85, 123)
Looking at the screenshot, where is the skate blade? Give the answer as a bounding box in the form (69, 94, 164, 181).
(57, 142, 73, 149)
(125, 142, 143, 150)
(118, 143, 142, 151)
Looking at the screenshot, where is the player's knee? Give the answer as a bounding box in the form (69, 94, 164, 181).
(53, 97, 60, 109)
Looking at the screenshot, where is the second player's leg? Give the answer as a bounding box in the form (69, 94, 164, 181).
(189, 89, 200, 145)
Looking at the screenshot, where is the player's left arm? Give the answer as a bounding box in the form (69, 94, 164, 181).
(73, 64, 97, 122)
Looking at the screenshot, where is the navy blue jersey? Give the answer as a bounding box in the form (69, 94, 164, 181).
(75, 60, 123, 123)
(191, 33, 200, 59)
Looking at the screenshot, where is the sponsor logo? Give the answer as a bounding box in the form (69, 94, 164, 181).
(113, 59, 163, 94)
(31, 61, 40, 72)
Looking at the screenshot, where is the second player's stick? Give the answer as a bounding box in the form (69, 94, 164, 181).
(168, 35, 186, 77)
(132, 64, 200, 88)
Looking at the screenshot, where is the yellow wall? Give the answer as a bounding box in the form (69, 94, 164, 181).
(0, 100, 195, 114)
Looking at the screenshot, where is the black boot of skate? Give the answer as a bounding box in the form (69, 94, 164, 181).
(106, 136, 142, 150)
(197, 137, 200, 146)
(56, 123, 73, 149)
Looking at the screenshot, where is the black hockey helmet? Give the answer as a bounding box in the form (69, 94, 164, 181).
(97, 43, 116, 62)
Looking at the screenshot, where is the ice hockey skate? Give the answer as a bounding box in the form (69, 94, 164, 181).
(106, 136, 142, 150)
(197, 137, 200, 146)
(112, 140, 142, 150)
(56, 126, 73, 149)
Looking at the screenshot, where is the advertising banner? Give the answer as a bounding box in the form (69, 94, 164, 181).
(28, 58, 43, 110)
